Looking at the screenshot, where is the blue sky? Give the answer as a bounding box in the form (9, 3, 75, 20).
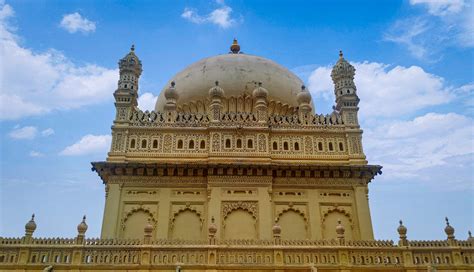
(0, 0, 473, 241)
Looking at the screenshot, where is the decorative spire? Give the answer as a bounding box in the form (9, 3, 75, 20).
(77, 215, 88, 235)
(131, 44, 135, 51)
(397, 220, 408, 246)
(230, 38, 241, 54)
(468, 230, 474, 241)
(339, 50, 343, 59)
(25, 214, 37, 235)
(444, 217, 455, 240)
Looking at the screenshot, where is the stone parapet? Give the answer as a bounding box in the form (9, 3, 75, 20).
(0, 237, 472, 271)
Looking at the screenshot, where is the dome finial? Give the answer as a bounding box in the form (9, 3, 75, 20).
(230, 38, 240, 54)
(131, 44, 135, 52)
(339, 50, 343, 59)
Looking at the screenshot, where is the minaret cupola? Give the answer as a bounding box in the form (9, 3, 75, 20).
(331, 51, 360, 125)
(331, 50, 357, 100)
(118, 45, 143, 97)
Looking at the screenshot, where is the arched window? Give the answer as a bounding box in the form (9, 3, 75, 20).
(153, 139, 158, 149)
(189, 140, 194, 149)
(339, 142, 344, 151)
(236, 139, 242, 148)
(130, 139, 136, 149)
(294, 142, 300, 151)
(200, 140, 206, 149)
(247, 139, 253, 149)
(283, 142, 289, 150)
(329, 142, 334, 151)
(177, 139, 183, 149)
(141, 139, 147, 148)
(273, 142, 278, 150)
(225, 139, 231, 148)
(318, 142, 323, 151)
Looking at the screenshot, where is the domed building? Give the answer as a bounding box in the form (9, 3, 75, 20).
(0, 40, 472, 272)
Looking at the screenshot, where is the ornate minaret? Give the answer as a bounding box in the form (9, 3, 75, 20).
(331, 51, 367, 165)
(331, 50, 359, 126)
(109, 45, 143, 159)
(113, 45, 143, 124)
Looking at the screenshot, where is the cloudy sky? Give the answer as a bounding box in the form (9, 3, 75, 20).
(0, 0, 472, 240)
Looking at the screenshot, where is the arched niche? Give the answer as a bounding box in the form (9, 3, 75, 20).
(171, 209, 203, 240)
(278, 210, 308, 240)
(322, 210, 353, 240)
(223, 209, 257, 240)
(122, 209, 156, 239)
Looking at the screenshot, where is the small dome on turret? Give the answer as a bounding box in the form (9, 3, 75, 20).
(25, 214, 37, 233)
(444, 217, 455, 237)
(77, 215, 88, 235)
(331, 50, 355, 82)
(164, 81, 178, 100)
(252, 82, 268, 98)
(209, 81, 225, 98)
(397, 220, 407, 236)
(296, 85, 312, 105)
(119, 44, 143, 76)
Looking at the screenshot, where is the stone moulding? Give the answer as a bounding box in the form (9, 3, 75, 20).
(91, 161, 382, 185)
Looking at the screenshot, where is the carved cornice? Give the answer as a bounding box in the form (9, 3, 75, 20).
(92, 161, 382, 185)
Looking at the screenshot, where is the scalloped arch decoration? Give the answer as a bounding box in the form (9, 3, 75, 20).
(222, 201, 258, 220)
(321, 206, 353, 230)
(170, 207, 204, 229)
(122, 206, 157, 230)
(276, 207, 308, 223)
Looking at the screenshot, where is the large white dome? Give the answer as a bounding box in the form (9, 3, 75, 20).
(155, 53, 306, 112)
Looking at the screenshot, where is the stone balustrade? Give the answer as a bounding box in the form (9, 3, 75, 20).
(0, 236, 472, 270)
(128, 108, 344, 129)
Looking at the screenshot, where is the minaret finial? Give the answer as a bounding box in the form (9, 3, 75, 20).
(131, 44, 135, 51)
(230, 38, 240, 54)
(339, 50, 343, 59)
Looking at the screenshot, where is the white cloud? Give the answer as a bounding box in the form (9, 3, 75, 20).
(41, 128, 55, 137)
(307, 61, 452, 118)
(385, 0, 473, 59)
(8, 126, 38, 140)
(29, 151, 44, 157)
(410, 0, 465, 16)
(59, 134, 111, 156)
(60, 12, 96, 34)
(181, 1, 237, 29)
(137, 92, 158, 111)
(364, 113, 473, 180)
(383, 18, 431, 60)
(0, 3, 118, 120)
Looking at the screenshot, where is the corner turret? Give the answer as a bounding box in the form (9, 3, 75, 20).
(114, 45, 143, 123)
(331, 51, 359, 125)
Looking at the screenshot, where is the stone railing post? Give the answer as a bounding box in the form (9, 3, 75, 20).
(336, 219, 345, 246)
(208, 216, 217, 245)
(272, 218, 281, 245)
